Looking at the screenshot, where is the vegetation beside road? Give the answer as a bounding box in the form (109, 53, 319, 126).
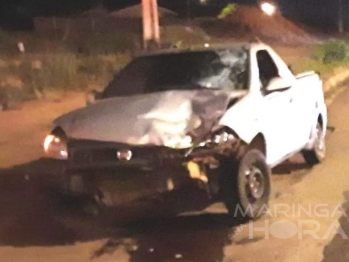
(278, 41, 349, 80)
(0, 27, 349, 105)
(0, 53, 130, 101)
(0, 30, 135, 102)
(292, 58, 349, 79)
(0, 26, 210, 103)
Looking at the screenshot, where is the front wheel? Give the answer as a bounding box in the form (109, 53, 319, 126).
(222, 149, 271, 220)
(302, 122, 326, 166)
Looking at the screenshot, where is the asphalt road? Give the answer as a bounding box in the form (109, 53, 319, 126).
(0, 87, 348, 262)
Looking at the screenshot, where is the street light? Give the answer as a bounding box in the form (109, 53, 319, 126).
(260, 2, 276, 16)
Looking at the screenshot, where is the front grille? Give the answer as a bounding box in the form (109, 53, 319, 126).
(133, 148, 184, 161)
(68, 143, 186, 167)
(70, 148, 116, 165)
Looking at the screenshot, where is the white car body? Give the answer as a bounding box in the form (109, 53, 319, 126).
(49, 43, 327, 169)
(219, 43, 327, 167)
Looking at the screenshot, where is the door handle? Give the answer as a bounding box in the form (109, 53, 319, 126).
(289, 98, 293, 103)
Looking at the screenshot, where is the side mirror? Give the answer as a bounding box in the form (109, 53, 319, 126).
(86, 90, 102, 105)
(266, 77, 295, 92)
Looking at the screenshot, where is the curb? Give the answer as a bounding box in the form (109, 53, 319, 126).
(323, 67, 349, 106)
(323, 67, 349, 93)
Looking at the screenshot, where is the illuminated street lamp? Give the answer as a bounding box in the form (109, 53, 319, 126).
(260, 2, 276, 16)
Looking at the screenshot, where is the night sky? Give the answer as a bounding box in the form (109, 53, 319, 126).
(0, 0, 344, 31)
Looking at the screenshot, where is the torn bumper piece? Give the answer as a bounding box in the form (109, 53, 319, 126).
(67, 134, 240, 184)
(64, 136, 241, 199)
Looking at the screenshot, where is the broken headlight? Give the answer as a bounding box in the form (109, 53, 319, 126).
(201, 129, 237, 147)
(212, 131, 232, 144)
(185, 129, 238, 157)
(164, 135, 193, 149)
(43, 134, 68, 160)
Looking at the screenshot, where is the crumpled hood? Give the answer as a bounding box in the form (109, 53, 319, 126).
(53, 89, 246, 148)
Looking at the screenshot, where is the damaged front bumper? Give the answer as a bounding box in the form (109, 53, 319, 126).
(67, 139, 187, 171)
(62, 132, 241, 202)
(67, 130, 240, 181)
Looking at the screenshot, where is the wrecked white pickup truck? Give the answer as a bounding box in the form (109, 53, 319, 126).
(44, 43, 327, 219)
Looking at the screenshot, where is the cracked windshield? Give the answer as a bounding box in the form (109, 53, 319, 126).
(102, 48, 248, 98)
(0, 0, 348, 262)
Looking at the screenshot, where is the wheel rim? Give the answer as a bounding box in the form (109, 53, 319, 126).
(315, 123, 325, 154)
(245, 166, 265, 201)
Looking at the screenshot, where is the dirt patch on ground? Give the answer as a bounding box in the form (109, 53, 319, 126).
(203, 5, 318, 44)
(0, 92, 85, 167)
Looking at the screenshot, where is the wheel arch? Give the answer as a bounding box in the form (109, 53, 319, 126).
(211, 125, 267, 159)
(248, 133, 267, 157)
(51, 126, 68, 141)
(317, 114, 324, 129)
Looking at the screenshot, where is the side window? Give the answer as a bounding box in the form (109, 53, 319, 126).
(256, 50, 279, 89)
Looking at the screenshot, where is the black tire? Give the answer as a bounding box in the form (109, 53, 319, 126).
(221, 149, 271, 220)
(58, 170, 95, 201)
(302, 122, 326, 166)
(58, 171, 103, 216)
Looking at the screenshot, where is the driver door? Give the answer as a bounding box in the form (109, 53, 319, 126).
(256, 50, 294, 164)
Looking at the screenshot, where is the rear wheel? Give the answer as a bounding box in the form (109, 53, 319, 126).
(222, 149, 271, 220)
(302, 121, 326, 166)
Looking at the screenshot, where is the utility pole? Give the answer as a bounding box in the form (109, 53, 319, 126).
(142, 0, 160, 50)
(187, 0, 191, 25)
(186, 0, 192, 48)
(338, 0, 344, 33)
